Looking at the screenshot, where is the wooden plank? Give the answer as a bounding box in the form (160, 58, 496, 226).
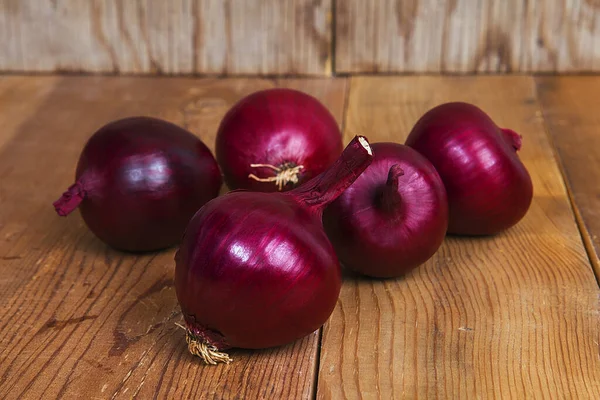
(536, 76, 600, 277)
(335, 0, 600, 73)
(0, 0, 332, 76)
(0, 76, 60, 150)
(317, 76, 600, 399)
(0, 76, 347, 399)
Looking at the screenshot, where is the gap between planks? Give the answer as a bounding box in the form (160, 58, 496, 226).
(534, 76, 600, 285)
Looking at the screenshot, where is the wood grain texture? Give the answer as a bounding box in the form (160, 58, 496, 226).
(317, 76, 600, 399)
(0, 76, 347, 399)
(0, 76, 60, 150)
(335, 0, 600, 73)
(536, 76, 600, 278)
(0, 0, 332, 76)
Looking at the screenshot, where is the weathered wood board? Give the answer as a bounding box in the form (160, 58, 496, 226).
(0, 0, 332, 76)
(0, 76, 346, 399)
(317, 76, 600, 399)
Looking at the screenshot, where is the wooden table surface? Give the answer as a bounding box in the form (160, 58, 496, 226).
(0, 75, 599, 399)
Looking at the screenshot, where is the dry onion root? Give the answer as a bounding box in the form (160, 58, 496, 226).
(185, 331, 233, 365)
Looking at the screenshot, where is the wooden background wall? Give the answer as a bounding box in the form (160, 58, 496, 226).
(1, 0, 599, 76)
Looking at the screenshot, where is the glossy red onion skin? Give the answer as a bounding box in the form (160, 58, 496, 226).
(54, 117, 222, 252)
(175, 192, 341, 349)
(215, 88, 343, 192)
(405, 102, 533, 236)
(323, 143, 448, 278)
(175, 136, 372, 351)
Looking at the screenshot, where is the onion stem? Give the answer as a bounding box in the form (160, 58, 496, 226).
(294, 135, 373, 211)
(53, 182, 86, 216)
(378, 165, 404, 213)
(501, 128, 523, 151)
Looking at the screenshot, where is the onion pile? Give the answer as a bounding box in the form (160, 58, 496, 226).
(323, 143, 448, 278)
(174, 136, 373, 364)
(215, 88, 343, 192)
(53, 116, 222, 252)
(405, 102, 533, 235)
(54, 90, 534, 367)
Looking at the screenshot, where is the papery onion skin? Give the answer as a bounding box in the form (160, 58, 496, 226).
(215, 88, 343, 192)
(323, 143, 448, 278)
(175, 136, 373, 363)
(405, 102, 533, 236)
(176, 192, 340, 350)
(53, 116, 222, 252)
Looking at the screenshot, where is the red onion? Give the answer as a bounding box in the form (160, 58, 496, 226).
(215, 88, 343, 192)
(405, 102, 533, 235)
(174, 136, 373, 364)
(323, 143, 448, 278)
(53, 116, 222, 252)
